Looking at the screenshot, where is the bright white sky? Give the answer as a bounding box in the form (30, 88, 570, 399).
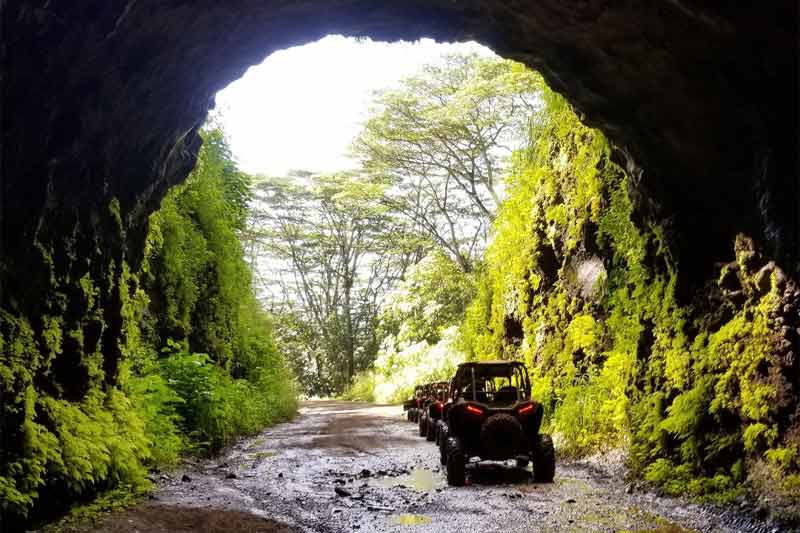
(215, 35, 495, 177)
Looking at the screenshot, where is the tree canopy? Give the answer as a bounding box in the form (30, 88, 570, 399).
(353, 54, 542, 272)
(247, 172, 424, 393)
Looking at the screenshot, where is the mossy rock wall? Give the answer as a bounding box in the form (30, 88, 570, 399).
(0, 200, 152, 517)
(461, 88, 799, 514)
(0, 0, 796, 524)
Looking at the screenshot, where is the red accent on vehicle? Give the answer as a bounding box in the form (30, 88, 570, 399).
(518, 403, 534, 415)
(465, 404, 483, 415)
(436, 402, 443, 410)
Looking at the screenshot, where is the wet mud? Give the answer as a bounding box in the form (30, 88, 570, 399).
(78, 401, 782, 532)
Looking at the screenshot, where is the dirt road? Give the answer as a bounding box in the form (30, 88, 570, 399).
(79, 401, 779, 533)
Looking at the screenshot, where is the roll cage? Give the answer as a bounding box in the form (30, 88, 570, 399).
(430, 381, 449, 401)
(450, 362, 531, 405)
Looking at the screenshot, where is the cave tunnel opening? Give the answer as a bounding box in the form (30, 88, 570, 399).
(1, 1, 798, 527)
(212, 34, 518, 309)
(1, 2, 796, 301)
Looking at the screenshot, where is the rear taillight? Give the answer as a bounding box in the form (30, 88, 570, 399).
(436, 402, 443, 410)
(518, 403, 534, 415)
(465, 404, 483, 415)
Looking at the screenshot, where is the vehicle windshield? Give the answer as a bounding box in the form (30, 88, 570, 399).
(455, 365, 530, 404)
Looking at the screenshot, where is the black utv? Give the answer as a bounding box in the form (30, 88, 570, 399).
(404, 384, 425, 422)
(412, 383, 435, 432)
(441, 361, 555, 486)
(436, 385, 453, 454)
(418, 381, 449, 441)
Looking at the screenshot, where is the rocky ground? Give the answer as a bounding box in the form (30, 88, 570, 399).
(69, 401, 788, 532)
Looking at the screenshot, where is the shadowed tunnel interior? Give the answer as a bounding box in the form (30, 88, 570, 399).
(3, 2, 797, 287)
(0, 0, 797, 527)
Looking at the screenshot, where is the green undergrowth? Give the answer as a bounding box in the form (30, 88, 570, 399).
(460, 87, 799, 508)
(0, 127, 297, 526)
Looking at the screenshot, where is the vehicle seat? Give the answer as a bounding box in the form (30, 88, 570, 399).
(463, 387, 489, 404)
(494, 386, 518, 404)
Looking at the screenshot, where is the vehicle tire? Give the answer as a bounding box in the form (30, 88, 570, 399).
(438, 425, 449, 466)
(426, 419, 436, 442)
(532, 434, 556, 482)
(407, 409, 413, 422)
(480, 413, 524, 459)
(419, 413, 427, 437)
(516, 456, 530, 469)
(446, 438, 466, 486)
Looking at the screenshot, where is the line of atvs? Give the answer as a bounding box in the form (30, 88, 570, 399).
(403, 361, 555, 486)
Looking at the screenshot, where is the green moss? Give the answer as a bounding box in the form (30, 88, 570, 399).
(459, 86, 797, 506)
(108, 197, 123, 232)
(1, 126, 299, 525)
(0, 312, 55, 514)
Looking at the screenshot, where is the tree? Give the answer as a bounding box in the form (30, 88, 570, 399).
(379, 251, 476, 347)
(353, 53, 542, 272)
(248, 171, 424, 393)
(349, 251, 476, 403)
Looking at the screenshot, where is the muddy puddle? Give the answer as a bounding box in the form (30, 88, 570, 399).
(372, 468, 443, 492)
(390, 513, 432, 526)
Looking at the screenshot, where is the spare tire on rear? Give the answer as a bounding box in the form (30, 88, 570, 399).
(479, 413, 524, 459)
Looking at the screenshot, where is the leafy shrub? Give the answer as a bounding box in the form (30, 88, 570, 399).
(40, 390, 151, 495)
(1, 307, 151, 522)
(128, 374, 185, 466)
(553, 379, 620, 457)
(340, 371, 376, 402)
(159, 350, 297, 454)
